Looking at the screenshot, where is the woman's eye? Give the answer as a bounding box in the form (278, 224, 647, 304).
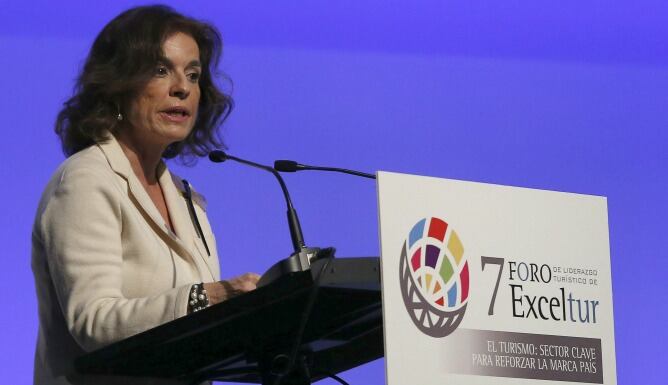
(188, 72, 201, 82)
(155, 66, 168, 76)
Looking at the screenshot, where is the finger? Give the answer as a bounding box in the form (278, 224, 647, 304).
(244, 272, 261, 283)
(241, 277, 258, 291)
(242, 281, 257, 291)
(231, 275, 258, 289)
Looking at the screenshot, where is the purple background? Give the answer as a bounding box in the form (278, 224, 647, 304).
(2, 1, 667, 384)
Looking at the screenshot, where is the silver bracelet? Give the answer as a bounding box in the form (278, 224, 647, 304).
(189, 283, 209, 313)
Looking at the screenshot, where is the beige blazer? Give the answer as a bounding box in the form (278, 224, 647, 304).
(31, 135, 220, 384)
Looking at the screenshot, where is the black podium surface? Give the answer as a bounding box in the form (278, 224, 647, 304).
(75, 257, 383, 384)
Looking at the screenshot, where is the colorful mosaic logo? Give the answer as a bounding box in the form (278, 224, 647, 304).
(399, 217, 470, 337)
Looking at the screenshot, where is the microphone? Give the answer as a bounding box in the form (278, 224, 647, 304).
(209, 150, 305, 253)
(274, 160, 376, 179)
(209, 150, 335, 286)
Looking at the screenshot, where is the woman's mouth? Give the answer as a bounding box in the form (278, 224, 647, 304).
(159, 107, 191, 123)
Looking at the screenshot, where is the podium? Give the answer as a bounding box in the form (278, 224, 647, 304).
(76, 171, 617, 385)
(74, 257, 383, 385)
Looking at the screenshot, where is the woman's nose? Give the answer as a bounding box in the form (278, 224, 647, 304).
(170, 75, 190, 99)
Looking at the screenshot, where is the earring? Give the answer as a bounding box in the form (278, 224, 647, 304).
(116, 104, 123, 121)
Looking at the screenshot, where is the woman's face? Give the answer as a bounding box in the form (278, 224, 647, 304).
(127, 32, 201, 149)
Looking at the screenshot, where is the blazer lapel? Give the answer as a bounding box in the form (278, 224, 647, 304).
(97, 136, 205, 276)
(160, 168, 217, 281)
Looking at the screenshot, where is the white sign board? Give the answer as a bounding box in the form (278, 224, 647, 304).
(378, 171, 616, 385)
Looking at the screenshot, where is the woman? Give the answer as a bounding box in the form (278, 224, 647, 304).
(31, 6, 259, 384)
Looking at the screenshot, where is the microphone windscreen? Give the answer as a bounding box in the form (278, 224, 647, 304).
(208, 150, 228, 163)
(274, 160, 299, 172)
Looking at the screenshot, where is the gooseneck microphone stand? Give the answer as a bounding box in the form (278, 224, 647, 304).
(209, 150, 336, 385)
(209, 150, 336, 287)
(274, 160, 376, 180)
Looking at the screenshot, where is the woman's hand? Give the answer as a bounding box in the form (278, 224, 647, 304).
(203, 273, 261, 305)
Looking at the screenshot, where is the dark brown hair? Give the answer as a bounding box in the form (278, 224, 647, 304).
(55, 5, 233, 160)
